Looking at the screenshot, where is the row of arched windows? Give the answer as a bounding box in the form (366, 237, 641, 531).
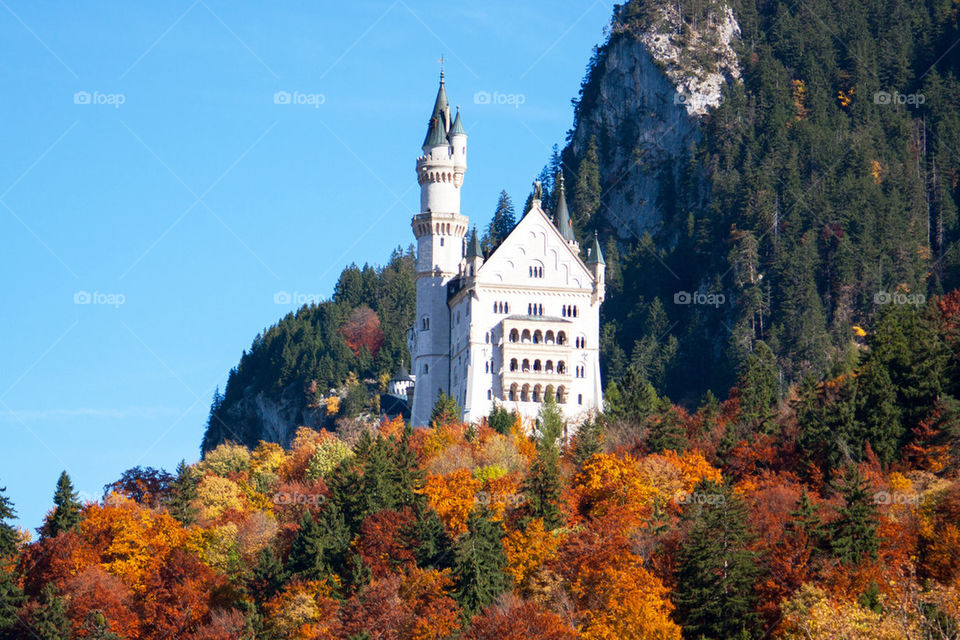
(508, 329, 576, 346)
(561, 305, 579, 318)
(493, 301, 510, 314)
(509, 358, 567, 374)
(508, 383, 568, 404)
(529, 265, 543, 278)
(527, 303, 543, 316)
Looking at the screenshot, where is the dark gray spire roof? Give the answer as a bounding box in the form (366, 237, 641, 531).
(423, 74, 449, 147)
(466, 226, 482, 258)
(554, 173, 576, 243)
(586, 231, 605, 265)
(450, 106, 465, 136)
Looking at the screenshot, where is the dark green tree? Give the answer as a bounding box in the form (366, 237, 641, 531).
(286, 505, 351, 585)
(404, 504, 454, 572)
(430, 391, 461, 427)
(523, 395, 564, 529)
(482, 191, 517, 253)
(674, 480, 762, 640)
(29, 584, 71, 640)
(573, 136, 601, 236)
(830, 466, 879, 566)
(571, 418, 604, 466)
(487, 405, 516, 435)
(164, 460, 199, 527)
(452, 505, 510, 616)
(737, 341, 780, 433)
(41, 472, 81, 539)
(0, 486, 18, 558)
(251, 545, 287, 602)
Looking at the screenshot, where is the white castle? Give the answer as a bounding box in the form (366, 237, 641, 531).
(404, 72, 605, 427)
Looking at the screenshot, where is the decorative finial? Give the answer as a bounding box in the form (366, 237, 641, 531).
(533, 178, 543, 201)
(558, 171, 565, 191)
(438, 55, 445, 83)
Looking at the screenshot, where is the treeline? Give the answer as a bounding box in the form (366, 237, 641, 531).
(558, 0, 960, 403)
(202, 247, 416, 452)
(3, 291, 960, 638)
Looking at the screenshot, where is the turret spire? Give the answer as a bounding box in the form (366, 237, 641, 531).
(586, 230, 605, 265)
(554, 172, 576, 244)
(423, 73, 450, 148)
(466, 226, 482, 258)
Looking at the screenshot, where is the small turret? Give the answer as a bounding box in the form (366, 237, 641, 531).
(465, 226, 483, 275)
(554, 174, 578, 249)
(587, 231, 606, 303)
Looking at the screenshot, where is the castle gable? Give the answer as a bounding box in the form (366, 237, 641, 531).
(478, 201, 593, 289)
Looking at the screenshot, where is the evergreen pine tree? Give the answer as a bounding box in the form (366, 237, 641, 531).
(41, 472, 81, 539)
(29, 584, 71, 640)
(522, 395, 564, 529)
(487, 405, 516, 435)
(571, 418, 604, 466)
(164, 460, 199, 527)
(674, 481, 762, 639)
(452, 505, 510, 616)
(0, 566, 24, 640)
(481, 191, 517, 253)
(404, 504, 454, 572)
(573, 136, 601, 236)
(287, 505, 351, 584)
(737, 340, 780, 433)
(430, 391, 461, 427)
(0, 487, 19, 558)
(251, 545, 287, 602)
(830, 466, 880, 566)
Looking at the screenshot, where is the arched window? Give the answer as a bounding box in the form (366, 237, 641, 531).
(509, 329, 519, 343)
(421, 316, 430, 331)
(557, 386, 567, 404)
(557, 331, 567, 345)
(557, 361, 566, 375)
(533, 359, 542, 372)
(522, 359, 530, 372)
(509, 384, 518, 401)
(510, 358, 518, 372)
(545, 330, 555, 344)
(521, 384, 530, 402)
(578, 394, 583, 405)
(521, 329, 531, 343)
(545, 360, 554, 373)
(533, 384, 542, 403)
(533, 330, 543, 344)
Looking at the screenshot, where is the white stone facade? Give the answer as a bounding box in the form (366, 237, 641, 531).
(408, 76, 604, 428)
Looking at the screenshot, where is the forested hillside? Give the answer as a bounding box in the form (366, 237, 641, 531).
(562, 0, 960, 401)
(201, 248, 416, 453)
(4, 291, 960, 638)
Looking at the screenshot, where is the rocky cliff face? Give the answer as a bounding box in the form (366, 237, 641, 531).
(568, 1, 741, 239)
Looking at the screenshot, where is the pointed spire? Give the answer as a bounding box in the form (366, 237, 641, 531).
(450, 106, 466, 136)
(466, 226, 483, 258)
(423, 73, 450, 148)
(587, 231, 605, 265)
(554, 172, 576, 243)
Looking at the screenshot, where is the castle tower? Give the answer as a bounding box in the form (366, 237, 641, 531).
(410, 72, 469, 425)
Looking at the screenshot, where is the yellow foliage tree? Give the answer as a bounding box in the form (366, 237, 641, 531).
(504, 518, 562, 593)
(193, 475, 246, 523)
(571, 453, 655, 524)
(422, 469, 481, 535)
(779, 584, 912, 640)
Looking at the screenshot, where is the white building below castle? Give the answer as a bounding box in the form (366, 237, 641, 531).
(405, 73, 605, 427)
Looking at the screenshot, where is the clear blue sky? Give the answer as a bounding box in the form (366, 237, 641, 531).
(0, 0, 615, 531)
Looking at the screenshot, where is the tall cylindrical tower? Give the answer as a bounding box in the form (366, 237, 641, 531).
(410, 73, 469, 426)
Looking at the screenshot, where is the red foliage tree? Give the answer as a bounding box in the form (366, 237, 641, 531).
(341, 306, 385, 357)
(464, 595, 577, 640)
